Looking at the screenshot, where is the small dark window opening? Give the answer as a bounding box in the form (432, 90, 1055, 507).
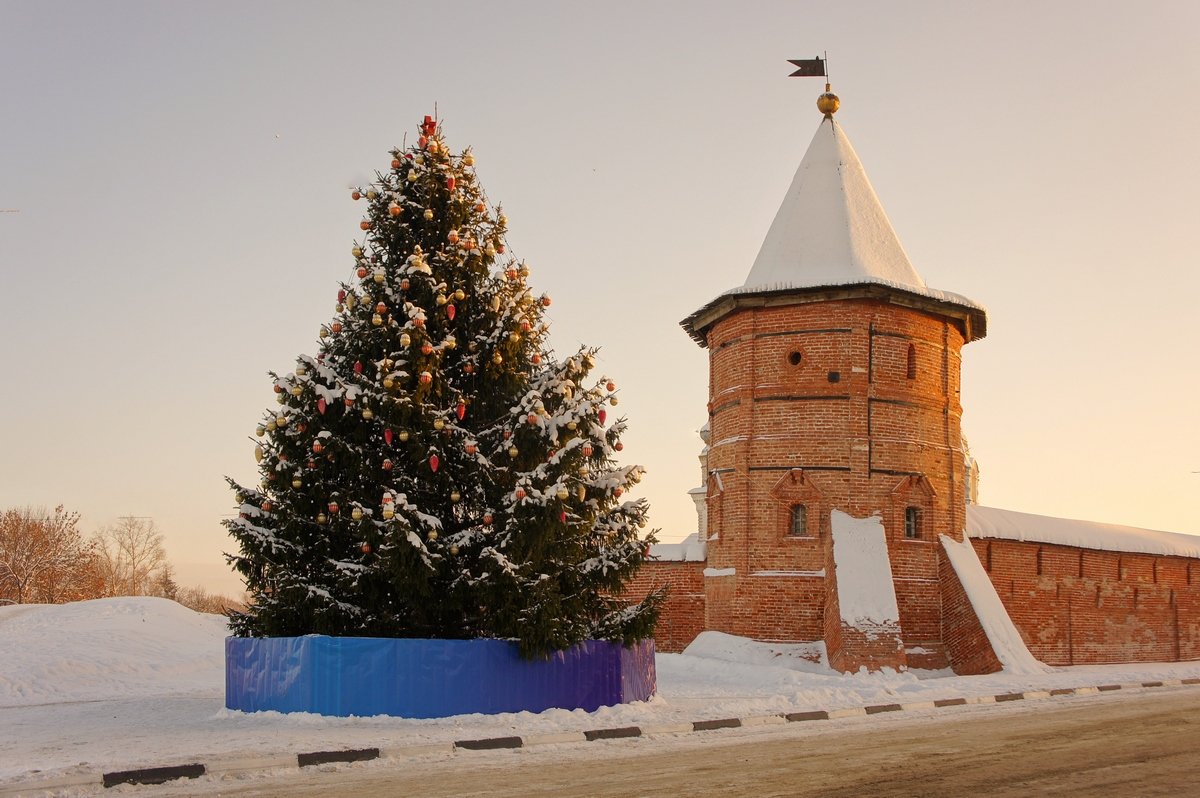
(904, 507, 921, 539)
(906, 344, 917, 380)
(787, 351, 802, 366)
(789, 504, 808, 537)
(827, 370, 840, 383)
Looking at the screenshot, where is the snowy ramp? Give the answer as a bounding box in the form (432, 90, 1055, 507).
(941, 534, 1047, 675)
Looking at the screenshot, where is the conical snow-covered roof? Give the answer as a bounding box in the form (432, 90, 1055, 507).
(682, 111, 986, 346)
(743, 116, 926, 293)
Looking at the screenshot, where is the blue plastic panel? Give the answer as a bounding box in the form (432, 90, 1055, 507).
(226, 636, 656, 718)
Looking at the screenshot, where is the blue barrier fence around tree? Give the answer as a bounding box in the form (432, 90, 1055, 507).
(225, 635, 656, 718)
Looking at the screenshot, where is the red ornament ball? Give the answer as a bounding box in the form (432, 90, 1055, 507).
(360, 221, 372, 230)
(351, 190, 361, 200)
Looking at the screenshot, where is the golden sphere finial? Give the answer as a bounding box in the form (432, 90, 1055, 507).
(817, 83, 840, 117)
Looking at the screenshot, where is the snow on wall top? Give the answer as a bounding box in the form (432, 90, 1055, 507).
(941, 534, 1047, 674)
(649, 532, 707, 562)
(968, 505, 1200, 560)
(742, 116, 926, 294)
(830, 510, 900, 631)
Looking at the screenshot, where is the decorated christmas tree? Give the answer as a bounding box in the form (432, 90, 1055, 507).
(225, 115, 661, 656)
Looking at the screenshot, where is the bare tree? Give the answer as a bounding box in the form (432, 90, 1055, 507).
(94, 517, 168, 597)
(0, 506, 96, 605)
(176, 585, 246, 615)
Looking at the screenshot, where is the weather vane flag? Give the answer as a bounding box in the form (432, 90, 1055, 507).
(787, 56, 826, 78)
(789, 54, 839, 116)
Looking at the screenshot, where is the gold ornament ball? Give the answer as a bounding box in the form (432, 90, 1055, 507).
(407, 170, 418, 182)
(423, 209, 434, 220)
(254, 446, 264, 462)
(366, 189, 378, 200)
(610, 397, 619, 406)
(463, 153, 475, 166)
(292, 478, 302, 489)
(256, 425, 266, 437)
(317, 513, 328, 525)
(556, 488, 569, 501)
(400, 333, 412, 347)
(498, 214, 508, 226)
(398, 430, 410, 442)
(567, 421, 577, 431)
(383, 507, 395, 519)
(291, 385, 303, 397)
(352, 246, 363, 257)
(450, 544, 460, 555)
(450, 490, 461, 502)
(434, 418, 445, 430)
(817, 92, 840, 116)
(508, 446, 519, 457)
(372, 313, 383, 326)
(492, 353, 503, 365)
(427, 530, 438, 541)
(296, 365, 308, 377)
(362, 408, 374, 420)
(276, 415, 287, 426)
(383, 377, 395, 389)
(373, 271, 385, 284)
(454, 289, 465, 301)
(266, 419, 277, 432)
(352, 508, 363, 520)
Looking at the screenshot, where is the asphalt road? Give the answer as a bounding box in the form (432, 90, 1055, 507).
(160, 688, 1200, 797)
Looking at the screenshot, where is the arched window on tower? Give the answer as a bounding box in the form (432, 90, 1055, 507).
(789, 504, 808, 537)
(904, 506, 921, 539)
(906, 344, 917, 380)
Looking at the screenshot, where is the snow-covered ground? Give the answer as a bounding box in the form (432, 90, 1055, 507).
(3, 598, 1200, 790)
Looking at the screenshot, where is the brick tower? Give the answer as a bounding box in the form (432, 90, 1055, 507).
(680, 90, 987, 672)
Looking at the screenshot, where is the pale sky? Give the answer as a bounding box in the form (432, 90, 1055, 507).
(3, 1, 1197, 596)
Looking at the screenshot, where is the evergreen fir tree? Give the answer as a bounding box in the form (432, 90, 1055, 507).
(225, 115, 661, 656)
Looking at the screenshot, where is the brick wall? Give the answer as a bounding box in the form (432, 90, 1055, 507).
(621, 561, 706, 653)
(974, 538, 1200, 665)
